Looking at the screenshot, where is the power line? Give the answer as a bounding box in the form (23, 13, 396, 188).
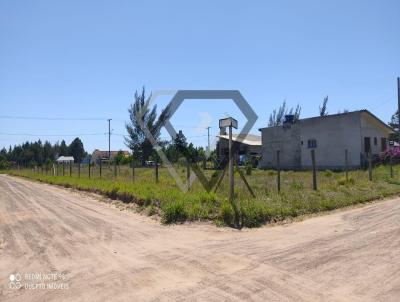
(107, 119, 112, 160)
(369, 95, 396, 111)
(0, 115, 108, 121)
(0, 132, 106, 137)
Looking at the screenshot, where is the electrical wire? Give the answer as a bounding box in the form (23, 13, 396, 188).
(0, 115, 109, 121)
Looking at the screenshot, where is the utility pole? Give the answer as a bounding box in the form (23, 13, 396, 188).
(397, 77, 400, 141)
(107, 119, 112, 160)
(207, 126, 211, 155)
(219, 117, 238, 202)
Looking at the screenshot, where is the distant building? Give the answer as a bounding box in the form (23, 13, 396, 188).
(81, 155, 91, 165)
(217, 133, 262, 166)
(91, 149, 130, 163)
(258, 110, 394, 170)
(56, 156, 74, 164)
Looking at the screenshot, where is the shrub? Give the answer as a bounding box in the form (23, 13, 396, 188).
(267, 170, 276, 176)
(219, 200, 235, 226)
(162, 201, 187, 224)
(337, 177, 355, 186)
(324, 170, 333, 177)
(245, 162, 252, 176)
(380, 146, 400, 163)
(290, 181, 304, 190)
(107, 187, 119, 199)
(240, 200, 271, 228)
(0, 160, 11, 170)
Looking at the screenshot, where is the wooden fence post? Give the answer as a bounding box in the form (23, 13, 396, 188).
(311, 149, 317, 190)
(69, 162, 72, 176)
(390, 155, 393, 178)
(228, 125, 234, 202)
(345, 149, 348, 182)
(78, 162, 80, 178)
(155, 159, 159, 183)
(132, 160, 135, 182)
(88, 162, 91, 179)
(99, 159, 102, 179)
(186, 159, 190, 191)
(368, 152, 372, 181)
(114, 160, 117, 179)
(277, 150, 281, 193)
(62, 163, 65, 176)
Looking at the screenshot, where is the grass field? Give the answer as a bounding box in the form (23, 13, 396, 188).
(7, 163, 400, 227)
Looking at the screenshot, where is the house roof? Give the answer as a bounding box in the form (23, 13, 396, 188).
(56, 156, 74, 161)
(217, 134, 262, 146)
(258, 109, 394, 133)
(92, 150, 130, 158)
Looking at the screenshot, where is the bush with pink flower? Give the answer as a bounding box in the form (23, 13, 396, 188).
(380, 146, 400, 163)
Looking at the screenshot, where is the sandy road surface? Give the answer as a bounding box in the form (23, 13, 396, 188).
(0, 174, 399, 301)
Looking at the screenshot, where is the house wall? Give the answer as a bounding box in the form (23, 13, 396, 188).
(300, 112, 362, 169)
(258, 124, 301, 169)
(360, 111, 390, 156)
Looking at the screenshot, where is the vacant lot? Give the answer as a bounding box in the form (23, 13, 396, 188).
(0, 174, 399, 301)
(8, 163, 400, 227)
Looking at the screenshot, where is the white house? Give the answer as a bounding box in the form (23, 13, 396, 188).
(56, 156, 74, 164)
(258, 110, 394, 170)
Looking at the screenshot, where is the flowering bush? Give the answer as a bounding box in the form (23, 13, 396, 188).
(380, 146, 400, 163)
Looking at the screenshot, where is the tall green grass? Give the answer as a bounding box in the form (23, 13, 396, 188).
(7, 163, 400, 228)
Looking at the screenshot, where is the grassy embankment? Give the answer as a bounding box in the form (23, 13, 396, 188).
(7, 163, 400, 227)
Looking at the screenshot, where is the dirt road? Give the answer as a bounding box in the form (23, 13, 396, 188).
(0, 174, 399, 301)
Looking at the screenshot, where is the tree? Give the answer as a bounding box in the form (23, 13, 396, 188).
(268, 101, 301, 127)
(174, 130, 187, 153)
(43, 141, 55, 161)
(125, 87, 170, 166)
(68, 137, 85, 163)
(319, 95, 328, 116)
(59, 140, 68, 156)
(389, 110, 399, 131)
(388, 110, 400, 142)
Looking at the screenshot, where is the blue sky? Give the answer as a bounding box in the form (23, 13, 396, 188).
(1, 0, 399, 152)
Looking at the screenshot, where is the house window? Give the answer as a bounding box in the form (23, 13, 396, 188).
(374, 137, 377, 145)
(307, 139, 317, 149)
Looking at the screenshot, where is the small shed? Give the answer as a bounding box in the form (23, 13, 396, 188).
(56, 156, 74, 164)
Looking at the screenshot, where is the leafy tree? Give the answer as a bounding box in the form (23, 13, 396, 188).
(59, 140, 68, 156)
(43, 141, 55, 161)
(319, 95, 328, 116)
(389, 110, 399, 131)
(174, 130, 187, 153)
(115, 150, 131, 164)
(268, 101, 301, 127)
(389, 110, 400, 142)
(125, 87, 170, 166)
(68, 137, 85, 163)
(2, 138, 85, 167)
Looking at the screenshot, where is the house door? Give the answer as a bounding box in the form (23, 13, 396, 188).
(381, 137, 387, 152)
(364, 137, 371, 153)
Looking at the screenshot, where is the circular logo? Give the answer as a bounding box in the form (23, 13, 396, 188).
(15, 273, 22, 282)
(9, 274, 15, 282)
